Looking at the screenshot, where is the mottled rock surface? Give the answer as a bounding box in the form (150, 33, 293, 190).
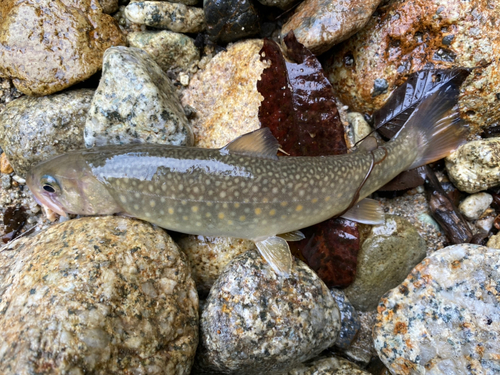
(287, 355, 371, 375)
(487, 233, 500, 249)
(125, 1, 205, 33)
(458, 192, 492, 221)
(374, 244, 500, 374)
(182, 40, 268, 148)
(344, 215, 427, 311)
(323, 0, 500, 130)
(0, 216, 198, 375)
(282, 0, 381, 55)
(342, 311, 377, 365)
(127, 31, 200, 71)
(330, 288, 360, 350)
(85, 47, 192, 148)
(256, 0, 299, 10)
(99, 0, 119, 13)
(0, 89, 92, 176)
(0, 0, 125, 96)
(196, 249, 340, 374)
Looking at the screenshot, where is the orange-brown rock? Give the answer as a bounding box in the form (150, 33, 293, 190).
(0, 153, 13, 174)
(323, 0, 500, 131)
(0, 0, 126, 96)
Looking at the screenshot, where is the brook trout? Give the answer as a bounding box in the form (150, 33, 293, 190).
(27, 83, 465, 275)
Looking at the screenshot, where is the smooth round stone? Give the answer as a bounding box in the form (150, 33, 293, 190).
(458, 192, 493, 221)
(330, 288, 360, 350)
(374, 244, 500, 374)
(0, 216, 199, 374)
(196, 249, 341, 374)
(287, 355, 371, 375)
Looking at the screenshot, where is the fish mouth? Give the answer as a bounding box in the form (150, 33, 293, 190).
(30, 189, 68, 218)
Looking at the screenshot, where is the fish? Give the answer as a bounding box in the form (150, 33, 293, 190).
(27, 82, 466, 276)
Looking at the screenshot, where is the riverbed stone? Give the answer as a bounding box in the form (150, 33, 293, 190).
(344, 215, 427, 311)
(330, 288, 360, 350)
(99, 0, 119, 13)
(374, 244, 500, 374)
(85, 46, 192, 148)
(287, 355, 371, 375)
(0, 216, 199, 375)
(458, 192, 493, 221)
(196, 249, 340, 374)
(0, 0, 125, 96)
(0, 89, 92, 177)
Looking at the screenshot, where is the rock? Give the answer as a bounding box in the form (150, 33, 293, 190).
(458, 192, 493, 221)
(346, 112, 372, 146)
(177, 235, 255, 296)
(127, 31, 200, 71)
(125, 1, 205, 33)
(281, 0, 381, 55)
(99, 0, 120, 13)
(0, 89, 93, 177)
(1, 174, 10, 189)
(0, 216, 198, 374)
(0, 153, 13, 174)
(287, 355, 371, 375)
(204, 0, 260, 43)
(344, 215, 427, 311)
(0, 78, 22, 114)
(182, 40, 267, 148)
(256, 0, 299, 10)
(374, 244, 500, 374)
(342, 311, 376, 365)
(487, 233, 500, 249)
(323, 0, 500, 131)
(330, 288, 360, 350)
(446, 138, 500, 193)
(85, 47, 192, 148)
(196, 249, 340, 374)
(0, 0, 125, 96)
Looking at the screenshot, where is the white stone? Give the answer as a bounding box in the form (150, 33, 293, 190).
(458, 192, 493, 221)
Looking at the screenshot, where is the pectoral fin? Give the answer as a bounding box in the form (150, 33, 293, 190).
(340, 198, 385, 225)
(254, 236, 293, 277)
(278, 230, 305, 241)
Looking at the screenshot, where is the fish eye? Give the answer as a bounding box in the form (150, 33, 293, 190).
(40, 175, 60, 194)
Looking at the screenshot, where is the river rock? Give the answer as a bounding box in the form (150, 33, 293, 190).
(458, 192, 493, 221)
(330, 288, 360, 350)
(0, 89, 92, 177)
(487, 232, 500, 249)
(256, 0, 299, 10)
(374, 244, 500, 374)
(125, 1, 205, 33)
(85, 47, 192, 148)
(99, 0, 120, 13)
(341, 311, 376, 365)
(127, 31, 200, 71)
(0, 0, 125, 96)
(0, 216, 198, 375)
(323, 0, 500, 131)
(281, 0, 381, 55)
(446, 138, 500, 193)
(344, 215, 427, 311)
(196, 249, 340, 374)
(287, 355, 371, 375)
(182, 39, 267, 148)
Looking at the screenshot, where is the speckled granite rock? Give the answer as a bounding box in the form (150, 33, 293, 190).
(458, 192, 492, 221)
(125, 1, 205, 33)
(0, 216, 198, 375)
(127, 31, 200, 71)
(85, 47, 192, 148)
(344, 215, 427, 311)
(0, 0, 125, 96)
(446, 138, 500, 193)
(323, 0, 500, 130)
(0, 89, 92, 177)
(0, 78, 22, 114)
(487, 233, 500, 249)
(287, 355, 371, 375)
(182, 40, 268, 148)
(177, 235, 255, 296)
(330, 288, 360, 350)
(196, 249, 340, 374)
(281, 0, 381, 55)
(374, 244, 500, 374)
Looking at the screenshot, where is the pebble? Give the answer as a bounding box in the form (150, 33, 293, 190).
(487, 233, 500, 249)
(330, 288, 360, 350)
(85, 46, 193, 148)
(127, 30, 200, 71)
(0, 0, 125, 96)
(458, 192, 493, 221)
(287, 355, 371, 375)
(281, 0, 381, 55)
(1, 174, 10, 189)
(346, 112, 372, 146)
(374, 244, 500, 374)
(0, 216, 199, 374)
(446, 138, 500, 193)
(344, 215, 427, 311)
(11, 175, 25, 184)
(125, 1, 205, 33)
(0, 89, 93, 176)
(99, 0, 119, 13)
(342, 311, 377, 365)
(0, 152, 13, 174)
(196, 249, 340, 374)
(256, 0, 300, 10)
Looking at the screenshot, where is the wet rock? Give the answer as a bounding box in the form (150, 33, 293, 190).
(458, 192, 493, 221)
(0, 89, 92, 177)
(323, 0, 500, 130)
(99, 0, 120, 13)
(177, 235, 255, 296)
(287, 355, 371, 375)
(182, 40, 268, 148)
(1, 174, 10, 189)
(446, 138, 500, 193)
(344, 215, 427, 311)
(0, 216, 198, 374)
(0, 78, 22, 114)
(487, 233, 500, 249)
(281, 0, 381, 55)
(0, 153, 13, 174)
(374, 244, 500, 374)
(0, 0, 125, 96)
(346, 112, 372, 146)
(125, 1, 205, 33)
(196, 249, 340, 374)
(256, 0, 299, 10)
(342, 311, 376, 365)
(204, 0, 260, 43)
(85, 47, 192, 148)
(330, 288, 360, 350)
(127, 31, 200, 71)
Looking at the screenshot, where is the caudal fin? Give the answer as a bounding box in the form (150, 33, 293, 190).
(401, 80, 468, 170)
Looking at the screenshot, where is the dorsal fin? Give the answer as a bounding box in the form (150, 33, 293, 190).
(220, 128, 280, 160)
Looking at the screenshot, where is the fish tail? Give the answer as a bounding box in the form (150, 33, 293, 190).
(401, 80, 468, 170)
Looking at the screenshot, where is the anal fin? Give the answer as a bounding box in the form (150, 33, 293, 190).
(254, 236, 293, 277)
(340, 198, 385, 225)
